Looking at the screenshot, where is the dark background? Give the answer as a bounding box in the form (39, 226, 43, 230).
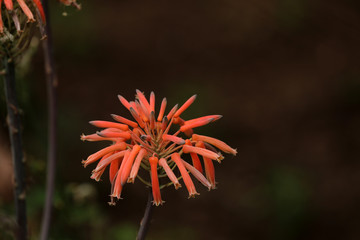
(1, 0, 360, 239)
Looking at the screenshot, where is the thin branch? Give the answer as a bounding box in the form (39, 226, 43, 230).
(136, 189, 154, 240)
(3, 56, 27, 240)
(40, 0, 58, 239)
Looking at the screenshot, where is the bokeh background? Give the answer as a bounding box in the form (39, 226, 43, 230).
(1, 0, 360, 239)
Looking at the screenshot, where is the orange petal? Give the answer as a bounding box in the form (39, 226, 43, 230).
(82, 142, 126, 168)
(136, 89, 151, 114)
(111, 114, 138, 128)
(157, 98, 167, 122)
(182, 145, 221, 162)
(185, 139, 203, 173)
(91, 152, 113, 181)
(149, 156, 164, 206)
(192, 134, 237, 155)
(166, 104, 178, 120)
(109, 157, 122, 183)
(150, 91, 155, 113)
(93, 150, 127, 173)
(129, 107, 145, 128)
(180, 117, 214, 132)
(97, 131, 131, 139)
(90, 121, 129, 131)
(16, 0, 35, 21)
(182, 159, 211, 190)
(32, 0, 46, 22)
(162, 134, 185, 145)
(80, 133, 116, 142)
(171, 153, 199, 198)
(150, 111, 155, 129)
(174, 94, 196, 118)
(4, 0, 13, 10)
(0, 1, 4, 33)
(196, 141, 216, 189)
(128, 148, 147, 183)
(118, 95, 132, 110)
(120, 145, 142, 185)
(185, 115, 222, 125)
(90, 168, 105, 182)
(135, 101, 149, 122)
(111, 150, 131, 199)
(159, 158, 181, 189)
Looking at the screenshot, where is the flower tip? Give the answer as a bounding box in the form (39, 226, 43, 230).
(174, 183, 182, 190)
(232, 148, 238, 156)
(152, 200, 165, 206)
(217, 153, 225, 163)
(188, 192, 200, 199)
(81, 160, 87, 167)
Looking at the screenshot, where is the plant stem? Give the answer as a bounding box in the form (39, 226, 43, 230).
(136, 189, 154, 240)
(3, 56, 27, 240)
(40, 1, 58, 239)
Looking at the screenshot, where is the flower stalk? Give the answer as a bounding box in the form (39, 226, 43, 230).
(40, 0, 58, 239)
(3, 55, 27, 240)
(136, 189, 154, 240)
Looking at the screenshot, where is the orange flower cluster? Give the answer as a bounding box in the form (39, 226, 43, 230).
(81, 90, 237, 206)
(0, 0, 45, 33)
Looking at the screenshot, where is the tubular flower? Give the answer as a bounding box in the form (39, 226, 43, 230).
(81, 90, 237, 206)
(0, 0, 45, 34)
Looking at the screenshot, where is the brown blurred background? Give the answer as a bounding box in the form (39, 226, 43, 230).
(1, 0, 360, 239)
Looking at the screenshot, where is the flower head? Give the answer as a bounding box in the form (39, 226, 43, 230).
(81, 90, 237, 206)
(0, 0, 45, 34)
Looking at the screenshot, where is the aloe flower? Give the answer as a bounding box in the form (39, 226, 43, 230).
(0, 0, 45, 33)
(81, 90, 237, 206)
